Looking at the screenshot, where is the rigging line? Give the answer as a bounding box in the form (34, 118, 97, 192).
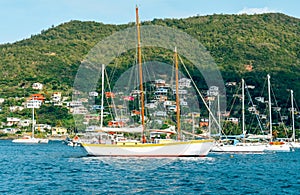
(292, 93, 300, 131)
(177, 54, 222, 133)
(105, 69, 119, 120)
(245, 80, 264, 133)
(270, 81, 289, 137)
(108, 27, 131, 83)
(226, 83, 240, 121)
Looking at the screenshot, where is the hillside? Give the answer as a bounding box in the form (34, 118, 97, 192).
(0, 13, 299, 126)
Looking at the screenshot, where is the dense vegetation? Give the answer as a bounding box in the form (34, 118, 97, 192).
(0, 13, 299, 135)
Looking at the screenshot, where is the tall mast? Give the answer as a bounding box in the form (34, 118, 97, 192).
(267, 74, 272, 141)
(291, 90, 295, 142)
(32, 105, 35, 138)
(100, 64, 105, 129)
(136, 6, 145, 140)
(242, 79, 246, 142)
(174, 47, 181, 140)
(217, 93, 221, 136)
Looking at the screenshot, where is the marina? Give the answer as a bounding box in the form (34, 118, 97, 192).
(0, 1, 300, 194)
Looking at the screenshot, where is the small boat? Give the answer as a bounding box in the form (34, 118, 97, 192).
(12, 135, 40, 144)
(12, 99, 49, 144)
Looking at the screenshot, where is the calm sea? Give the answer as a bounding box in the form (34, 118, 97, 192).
(0, 140, 299, 194)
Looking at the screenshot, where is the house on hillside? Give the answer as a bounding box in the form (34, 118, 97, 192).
(155, 79, 166, 88)
(32, 82, 43, 90)
(6, 117, 21, 126)
(51, 92, 62, 102)
(227, 117, 239, 124)
(89, 91, 99, 97)
(9, 106, 24, 112)
(29, 94, 46, 102)
(51, 127, 68, 135)
(35, 124, 51, 132)
(26, 100, 42, 108)
(18, 119, 31, 127)
(85, 114, 100, 122)
(178, 78, 191, 88)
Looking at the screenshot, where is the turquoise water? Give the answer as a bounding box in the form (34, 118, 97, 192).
(0, 140, 299, 194)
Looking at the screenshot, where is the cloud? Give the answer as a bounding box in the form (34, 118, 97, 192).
(238, 7, 279, 15)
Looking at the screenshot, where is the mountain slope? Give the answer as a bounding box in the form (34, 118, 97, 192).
(0, 13, 299, 104)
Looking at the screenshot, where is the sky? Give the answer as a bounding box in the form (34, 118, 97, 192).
(0, 0, 299, 44)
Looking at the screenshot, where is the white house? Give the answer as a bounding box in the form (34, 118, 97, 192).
(207, 86, 219, 96)
(154, 88, 168, 95)
(52, 92, 62, 102)
(26, 100, 42, 108)
(35, 124, 51, 132)
(1, 128, 19, 134)
(9, 106, 24, 112)
(51, 127, 68, 135)
(6, 117, 21, 126)
(18, 119, 31, 127)
(163, 100, 173, 107)
(155, 79, 166, 88)
(172, 89, 188, 95)
(178, 78, 191, 88)
(227, 117, 239, 124)
(32, 82, 43, 90)
(89, 91, 99, 97)
(68, 101, 83, 107)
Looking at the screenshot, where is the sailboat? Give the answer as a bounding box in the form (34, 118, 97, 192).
(12, 99, 48, 144)
(211, 79, 267, 153)
(264, 74, 291, 152)
(289, 90, 300, 148)
(81, 7, 213, 157)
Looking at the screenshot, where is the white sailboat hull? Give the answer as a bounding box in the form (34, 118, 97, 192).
(82, 140, 214, 157)
(211, 143, 266, 153)
(12, 137, 40, 144)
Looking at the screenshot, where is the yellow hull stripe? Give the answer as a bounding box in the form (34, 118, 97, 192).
(82, 139, 214, 148)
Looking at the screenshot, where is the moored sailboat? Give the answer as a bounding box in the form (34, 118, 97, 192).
(211, 79, 267, 153)
(288, 90, 300, 148)
(12, 99, 48, 144)
(81, 6, 214, 157)
(264, 74, 291, 152)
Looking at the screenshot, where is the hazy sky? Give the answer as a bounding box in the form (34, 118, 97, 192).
(0, 0, 299, 44)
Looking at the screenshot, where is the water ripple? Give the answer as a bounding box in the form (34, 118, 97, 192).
(1, 140, 300, 194)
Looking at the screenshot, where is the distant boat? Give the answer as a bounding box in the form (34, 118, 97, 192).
(81, 6, 214, 157)
(211, 79, 266, 153)
(287, 90, 300, 148)
(12, 135, 40, 144)
(264, 74, 291, 152)
(12, 99, 48, 144)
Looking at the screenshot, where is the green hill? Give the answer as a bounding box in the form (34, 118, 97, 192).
(0, 13, 299, 122)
